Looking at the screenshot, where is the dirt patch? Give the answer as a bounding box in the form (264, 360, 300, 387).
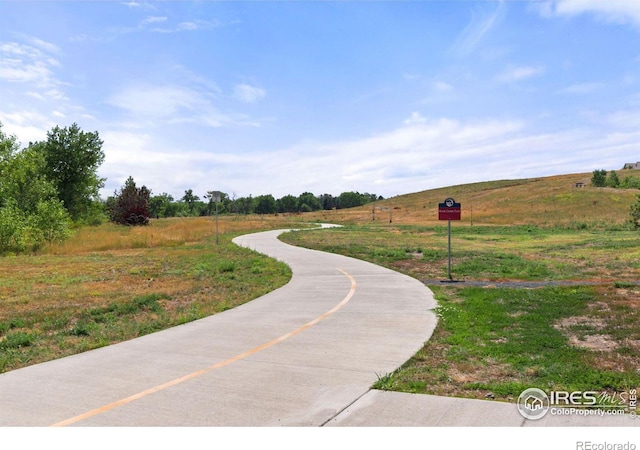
(555, 315, 606, 330)
(554, 316, 618, 351)
(569, 334, 619, 351)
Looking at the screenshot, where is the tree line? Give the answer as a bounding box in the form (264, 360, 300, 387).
(0, 121, 105, 253)
(104, 176, 381, 225)
(591, 169, 640, 189)
(138, 189, 381, 219)
(0, 121, 381, 252)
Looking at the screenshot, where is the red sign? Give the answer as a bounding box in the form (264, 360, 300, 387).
(438, 198, 461, 221)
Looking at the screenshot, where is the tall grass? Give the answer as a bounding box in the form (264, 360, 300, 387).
(0, 216, 299, 373)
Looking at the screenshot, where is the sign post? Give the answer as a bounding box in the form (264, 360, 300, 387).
(438, 198, 462, 281)
(211, 191, 222, 245)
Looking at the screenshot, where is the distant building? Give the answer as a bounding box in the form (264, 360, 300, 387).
(573, 182, 586, 188)
(623, 162, 640, 169)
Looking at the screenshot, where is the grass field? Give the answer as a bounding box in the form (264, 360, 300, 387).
(0, 215, 306, 373)
(2, 171, 639, 407)
(281, 223, 640, 401)
(305, 171, 639, 229)
(280, 171, 640, 402)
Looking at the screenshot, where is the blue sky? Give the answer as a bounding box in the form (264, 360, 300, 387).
(1, 0, 640, 200)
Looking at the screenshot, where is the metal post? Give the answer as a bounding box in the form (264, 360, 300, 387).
(448, 219, 452, 280)
(215, 201, 219, 245)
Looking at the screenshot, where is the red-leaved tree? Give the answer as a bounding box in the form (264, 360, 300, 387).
(108, 176, 151, 226)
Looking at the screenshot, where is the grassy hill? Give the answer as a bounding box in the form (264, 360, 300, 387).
(310, 171, 639, 228)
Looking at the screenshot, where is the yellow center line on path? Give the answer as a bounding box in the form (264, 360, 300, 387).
(50, 268, 357, 427)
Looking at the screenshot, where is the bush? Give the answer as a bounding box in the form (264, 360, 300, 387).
(108, 176, 151, 226)
(31, 199, 72, 244)
(591, 169, 607, 187)
(0, 204, 33, 253)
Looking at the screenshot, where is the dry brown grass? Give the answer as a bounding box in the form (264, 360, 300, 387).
(0, 215, 305, 373)
(46, 215, 306, 255)
(304, 172, 638, 228)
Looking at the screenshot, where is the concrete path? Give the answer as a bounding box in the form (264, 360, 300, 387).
(0, 227, 437, 426)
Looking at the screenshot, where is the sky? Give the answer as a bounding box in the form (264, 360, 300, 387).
(1, 0, 640, 201)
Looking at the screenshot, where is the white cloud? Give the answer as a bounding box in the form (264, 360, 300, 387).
(433, 81, 453, 93)
(497, 65, 545, 83)
(451, 1, 506, 56)
(404, 112, 428, 125)
(539, 0, 640, 28)
(107, 83, 226, 126)
(83, 107, 640, 200)
(0, 39, 67, 100)
(233, 84, 266, 103)
(122, 2, 156, 10)
(558, 82, 604, 95)
(0, 110, 54, 144)
(142, 16, 168, 25)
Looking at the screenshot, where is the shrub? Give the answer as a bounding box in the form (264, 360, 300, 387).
(108, 176, 151, 226)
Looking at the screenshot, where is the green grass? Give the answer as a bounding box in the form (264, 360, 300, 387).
(281, 224, 640, 403)
(373, 286, 640, 400)
(281, 224, 640, 282)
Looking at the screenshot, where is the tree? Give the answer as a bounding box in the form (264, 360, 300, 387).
(607, 171, 620, 188)
(254, 194, 277, 214)
(182, 189, 200, 215)
(31, 199, 73, 245)
(149, 193, 175, 218)
(0, 122, 72, 253)
(630, 194, 640, 230)
(591, 169, 607, 187)
(297, 192, 321, 212)
(337, 191, 366, 209)
(278, 194, 298, 213)
(108, 176, 151, 226)
(235, 196, 254, 215)
(319, 193, 336, 210)
(35, 123, 105, 222)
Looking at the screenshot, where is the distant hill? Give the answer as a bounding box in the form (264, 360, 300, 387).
(309, 172, 639, 228)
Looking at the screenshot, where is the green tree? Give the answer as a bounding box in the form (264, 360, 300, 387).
(149, 193, 175, 218)
(181, 189, 200, 215)
(297, 192, 321, 211)
(607, 171, 620, 188)
(0, 204, 29, 253)
(319, 193, 336, 210)
(630, 194, 640, 230)
(591, 169, 607, 187)
(0, 122, 72, 253)
(337, 191, 365, 209)
(108, 176, 151, 226)
(35, 123, 105, 222)
(278, 194, 298, 213)
(254, 194, 277, 214)
(621, 176, 640, 189)
(235, 196, 254, 215)
(31, 199, 73, 244)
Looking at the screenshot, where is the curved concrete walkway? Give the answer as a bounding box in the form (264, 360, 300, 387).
(0, 227, 437, 426)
